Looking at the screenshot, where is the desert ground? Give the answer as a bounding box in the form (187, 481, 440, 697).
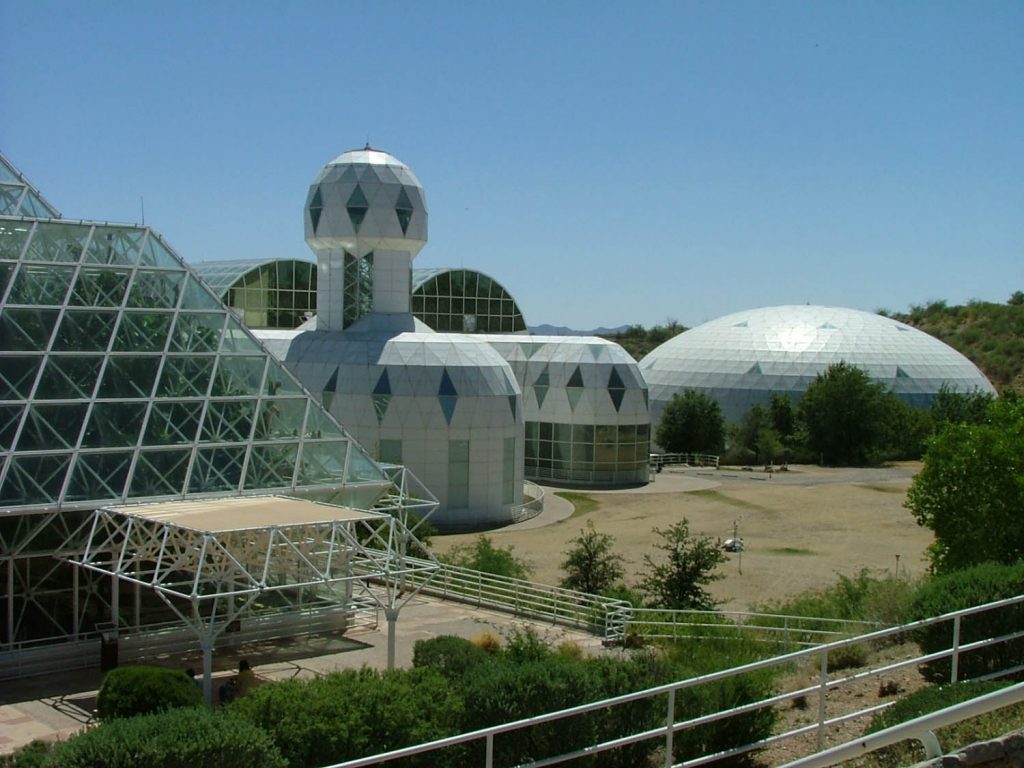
(432, 463, 933, 611)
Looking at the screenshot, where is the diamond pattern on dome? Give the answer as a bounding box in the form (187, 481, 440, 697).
(534, 364, 550, 408)
(373, 368, 391, 395)
(608, 366, 626, 412)
(309, 186, 323, 232)
(395, 187, 414, 235)
(346, 185, 369, 232)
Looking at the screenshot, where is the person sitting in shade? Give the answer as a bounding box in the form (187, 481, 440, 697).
(236, 659, 257, 697)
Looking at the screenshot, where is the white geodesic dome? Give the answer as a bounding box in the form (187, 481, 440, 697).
(640, 305, 995, 425)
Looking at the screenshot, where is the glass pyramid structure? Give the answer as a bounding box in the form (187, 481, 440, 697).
(0, 151, 389, 512)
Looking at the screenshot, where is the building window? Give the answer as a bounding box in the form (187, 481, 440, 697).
(447, 439, 470, 508)
(502, 436, 515, 504)
(378, 439, 402, 464)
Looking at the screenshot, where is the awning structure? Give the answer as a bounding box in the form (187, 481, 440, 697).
(66, 495, 438, 702)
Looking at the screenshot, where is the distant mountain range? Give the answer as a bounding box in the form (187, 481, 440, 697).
(528, 323, 632, 336)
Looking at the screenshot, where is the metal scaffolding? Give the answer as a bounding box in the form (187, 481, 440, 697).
(66, 495, 438, 703)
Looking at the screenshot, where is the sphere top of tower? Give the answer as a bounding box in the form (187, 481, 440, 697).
(324, 145, 425, 188)
(305, 145, 428, 257)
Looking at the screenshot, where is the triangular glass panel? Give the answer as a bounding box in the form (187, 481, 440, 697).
(8, 263, 74, 305)
(245, 444, 299, 489)
(180, 275, 224, 310)
(129, 449, 191, 498)
(211, 355, 267, 395)
(819, 322, 838, 330)
(309, 186, 324, 232)
(169, 313, 224, 353)
(747, 363, 762, 375)
(155, 356, 214, 398)
(0, 185, 22, 216)
(52, 309, 117, 352)
(221, 316, 264, 354)
(128, 270, 183, 309)
(0, 405, 22, 450)
(79, 227, 145, 266)
(896, 366, 911, 379)
(439, 395, 457, 425)
(69, 267, 131, 307)
(608, 367, 626, 412)
(112, 311, 173, 352)
(395, 187, 414, 234)
(0, 221, 32, 260)
(253, 398, 307, 440)
(519, 342, 539, 359)
(323, 366, 340, 395)
(81, 402, 147, 448)
(372, 394, 391, 424)
(535, 365, 550, 388)
(18, 404, 87, 450)
(98, 356, 158, 398)
(567, 365, 584, 389)
(189, 447, 245, 493)
(2, 454, 72, 505)
(438, 368, 457, 396)
(733, 321, 748, 327)
(344, 446, 385, 484)
(372, 368, 391, 395)
(347, 185, 369, 232)
(508, 395, 517, 419)
(589, 344, 604, 360)
(138, 233, 183, 269)
(201, 400, 256, 443)
(339, 165, 359, 182)
(535, 384, 549, 408)
(303, 404, 346, 440)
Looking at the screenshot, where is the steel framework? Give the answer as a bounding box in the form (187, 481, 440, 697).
(67, 496, 438, 702)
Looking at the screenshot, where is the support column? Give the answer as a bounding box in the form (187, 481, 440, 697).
(6, 559, 13, 649)
(384, 605, 400, 670)
(72, 567, 80, 640)
(201, 637, 214, 707)
(110, 571, 119, 628)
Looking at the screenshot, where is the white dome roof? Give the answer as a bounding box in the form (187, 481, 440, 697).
(640, 305, 995, 423)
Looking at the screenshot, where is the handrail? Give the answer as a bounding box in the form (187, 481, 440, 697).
(323, 592, 1024, 768)
(778, 681, 1024, 767)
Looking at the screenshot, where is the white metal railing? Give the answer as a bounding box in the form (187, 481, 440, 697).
(626, 607, 880, 647)
(397, 559, 632, 642)
(510, 481, 545, 524)
(322, 593, 1024, 768)
(650, 452, 721, 470)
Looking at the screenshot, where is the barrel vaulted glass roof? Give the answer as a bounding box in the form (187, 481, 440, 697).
(0, 156, 388, 513)
(411, 267, 527, 334)
(193, 258, 316, 330)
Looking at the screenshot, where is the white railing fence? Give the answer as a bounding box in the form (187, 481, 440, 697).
(324, 593, 1024, 768)
(650, 453, 721, 470)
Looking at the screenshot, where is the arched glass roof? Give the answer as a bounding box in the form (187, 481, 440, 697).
(193, 258, 317, 329)
(412, 267, 527, 334)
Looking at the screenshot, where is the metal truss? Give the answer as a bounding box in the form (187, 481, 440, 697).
(66, 497, 438, 702)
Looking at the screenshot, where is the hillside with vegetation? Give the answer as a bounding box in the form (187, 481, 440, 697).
(599, 321, 686, 360)
(883, 292, 1024, 392)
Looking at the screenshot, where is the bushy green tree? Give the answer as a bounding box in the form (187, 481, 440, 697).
(441, 534, 531, 579)
(638, 519, 726, 610)
(796, 362, 890, 465)
(96, 665, 203, 721)
(48, 707, 285, 768)
(559, 521, 625, 595)
(929, 383, 994, 429)
(879, 396, 932, 460)
(906, 396, 1024, 573)
(656, 391, 725, 454)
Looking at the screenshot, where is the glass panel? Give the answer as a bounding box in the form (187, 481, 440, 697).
(81, 401, 146, 448)
(378, 439, 402, 464)
(0, 403, 24, 449)
(69, 267, 131, 307)
(98, 356, 158, 398)
(344, 448, 384, 484)
(22, 222, 92, 263)
(64, 451, 132, 502)
(169, 312, 224, 353)
(36, 355, 103, 399)
(302, 405, 346, 439)
(19, 403, 88, 450)
(180, 275, 223, 309)
(145, 401, 203, 445)
(51, 310, 117, 352)
(82, 227, 144, 266)
(245, 443, 298, 489)
(154, 355, 214, 397)
(221, 316, 263, 353)
(200, 399, 256, 442)
(0, 354, 43, 398)
(298, 441, 347, 485)
(7, 263, 74, 305)
(129, 449, 190, 497)
(0, 454, 72, 505)
(252, 397, 307, 440)
(211, 355, 266, 395)
(127, 269, 183, 309)
(138, 233, 181, 269)
(189, 446, 245, 493)
(112, 311, 173, 352)
(0, 308, 58, 351)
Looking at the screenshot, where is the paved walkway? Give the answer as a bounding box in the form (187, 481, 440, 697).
(0, 595, 611, 755)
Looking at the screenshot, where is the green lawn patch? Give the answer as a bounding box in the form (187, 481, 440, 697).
(553, 491, 599, 520)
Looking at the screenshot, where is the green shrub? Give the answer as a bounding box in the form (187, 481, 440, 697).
(503, 625, 552, 663)
(48, 707, 284, 768)
(229, 667, 463, 768)
(827, 642, 869, 671)
(0, 740, 53, 768)
(863, 680, 1024, 767)
(96, 665, 203, 721)
(412, 635, 489, 678)
(909, 562, 1024, 683)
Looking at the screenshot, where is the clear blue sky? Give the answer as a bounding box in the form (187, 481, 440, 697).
(2, 1, 1021, 330)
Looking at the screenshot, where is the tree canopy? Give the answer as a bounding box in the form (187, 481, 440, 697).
(655, 390, 726, 455)
(906, 395, 1024, 574)
(638, 519, 726, 610)
(559, 521, 625, 595)
(796, 362, 890, 465)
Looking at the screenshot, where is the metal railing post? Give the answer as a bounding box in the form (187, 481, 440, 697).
(817, 648, 829, 751)
(665, 688, 676, 768)
(951, 615, 961, 683)
(485, 733, 494, 768)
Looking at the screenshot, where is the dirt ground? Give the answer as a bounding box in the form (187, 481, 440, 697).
(432, 463, 933, 611)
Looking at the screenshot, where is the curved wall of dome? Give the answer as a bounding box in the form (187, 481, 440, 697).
(258, 323, 524, 532)
(412, 268, 527, 334)
(640, 305, 995, 428)
(481, 336, 650, 486)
